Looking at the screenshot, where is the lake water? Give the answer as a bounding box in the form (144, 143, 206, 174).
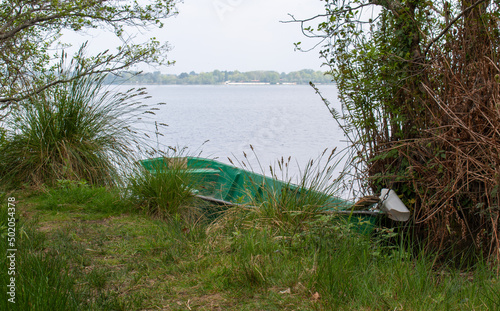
(129, 84, 347, 180)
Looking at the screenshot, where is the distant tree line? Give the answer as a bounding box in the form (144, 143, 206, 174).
(104, 69, 334, 85)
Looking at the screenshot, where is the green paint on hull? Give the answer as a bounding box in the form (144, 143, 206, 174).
(140, 157, 379, 234)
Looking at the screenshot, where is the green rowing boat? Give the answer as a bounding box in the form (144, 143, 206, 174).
(140, 157, 409, 234)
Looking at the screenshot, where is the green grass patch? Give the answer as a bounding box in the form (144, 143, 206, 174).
(1, 187, 499, 310)
(32, 182, 132, 217)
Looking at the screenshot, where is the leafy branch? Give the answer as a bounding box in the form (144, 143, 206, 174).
(0, 0, 179, 114)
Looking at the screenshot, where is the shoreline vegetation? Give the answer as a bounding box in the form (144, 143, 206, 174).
(1, 57, 499, 311)
(1, 62, 499, 311)
(0, 67, 499, 308)
(104, 69, 334, 85)
(1, 182, 499, 310)
(1, 0, 500, 308)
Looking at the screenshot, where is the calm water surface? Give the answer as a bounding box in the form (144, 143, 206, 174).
(131, 84, 346, 179)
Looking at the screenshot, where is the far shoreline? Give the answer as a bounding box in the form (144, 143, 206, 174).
(105, 82, 335, 86)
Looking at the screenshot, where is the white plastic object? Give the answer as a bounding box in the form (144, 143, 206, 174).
(380, 189, 410, 222)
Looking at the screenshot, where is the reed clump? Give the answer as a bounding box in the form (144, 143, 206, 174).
(217, 148, 346, 238)
(126, 155, 204, 223)
(0, 68, 151, 188)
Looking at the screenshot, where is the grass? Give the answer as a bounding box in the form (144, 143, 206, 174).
(126, 155, 204, 222)
(0, 198, 79, 310)
(0, 66, 154, 188)
(1, 182, 499, 310)
(225, 148, 349, 238)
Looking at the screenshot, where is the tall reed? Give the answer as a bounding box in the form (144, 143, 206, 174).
(127, 152, 203, 222)
(231, 148, 345, 237)
(0, 68, 151, 187)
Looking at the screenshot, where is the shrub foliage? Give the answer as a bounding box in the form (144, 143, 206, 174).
(302, 0, 500, 261)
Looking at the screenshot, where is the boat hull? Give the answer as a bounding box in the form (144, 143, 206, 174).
(140, 157, 380, 234)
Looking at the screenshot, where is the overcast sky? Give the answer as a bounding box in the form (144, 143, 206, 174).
(159, 0, 327, 74)
(65, 0, 328, 74)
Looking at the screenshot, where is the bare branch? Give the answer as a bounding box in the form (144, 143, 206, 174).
(281, 3, 376, 25)
(281, 13, 331, 24)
